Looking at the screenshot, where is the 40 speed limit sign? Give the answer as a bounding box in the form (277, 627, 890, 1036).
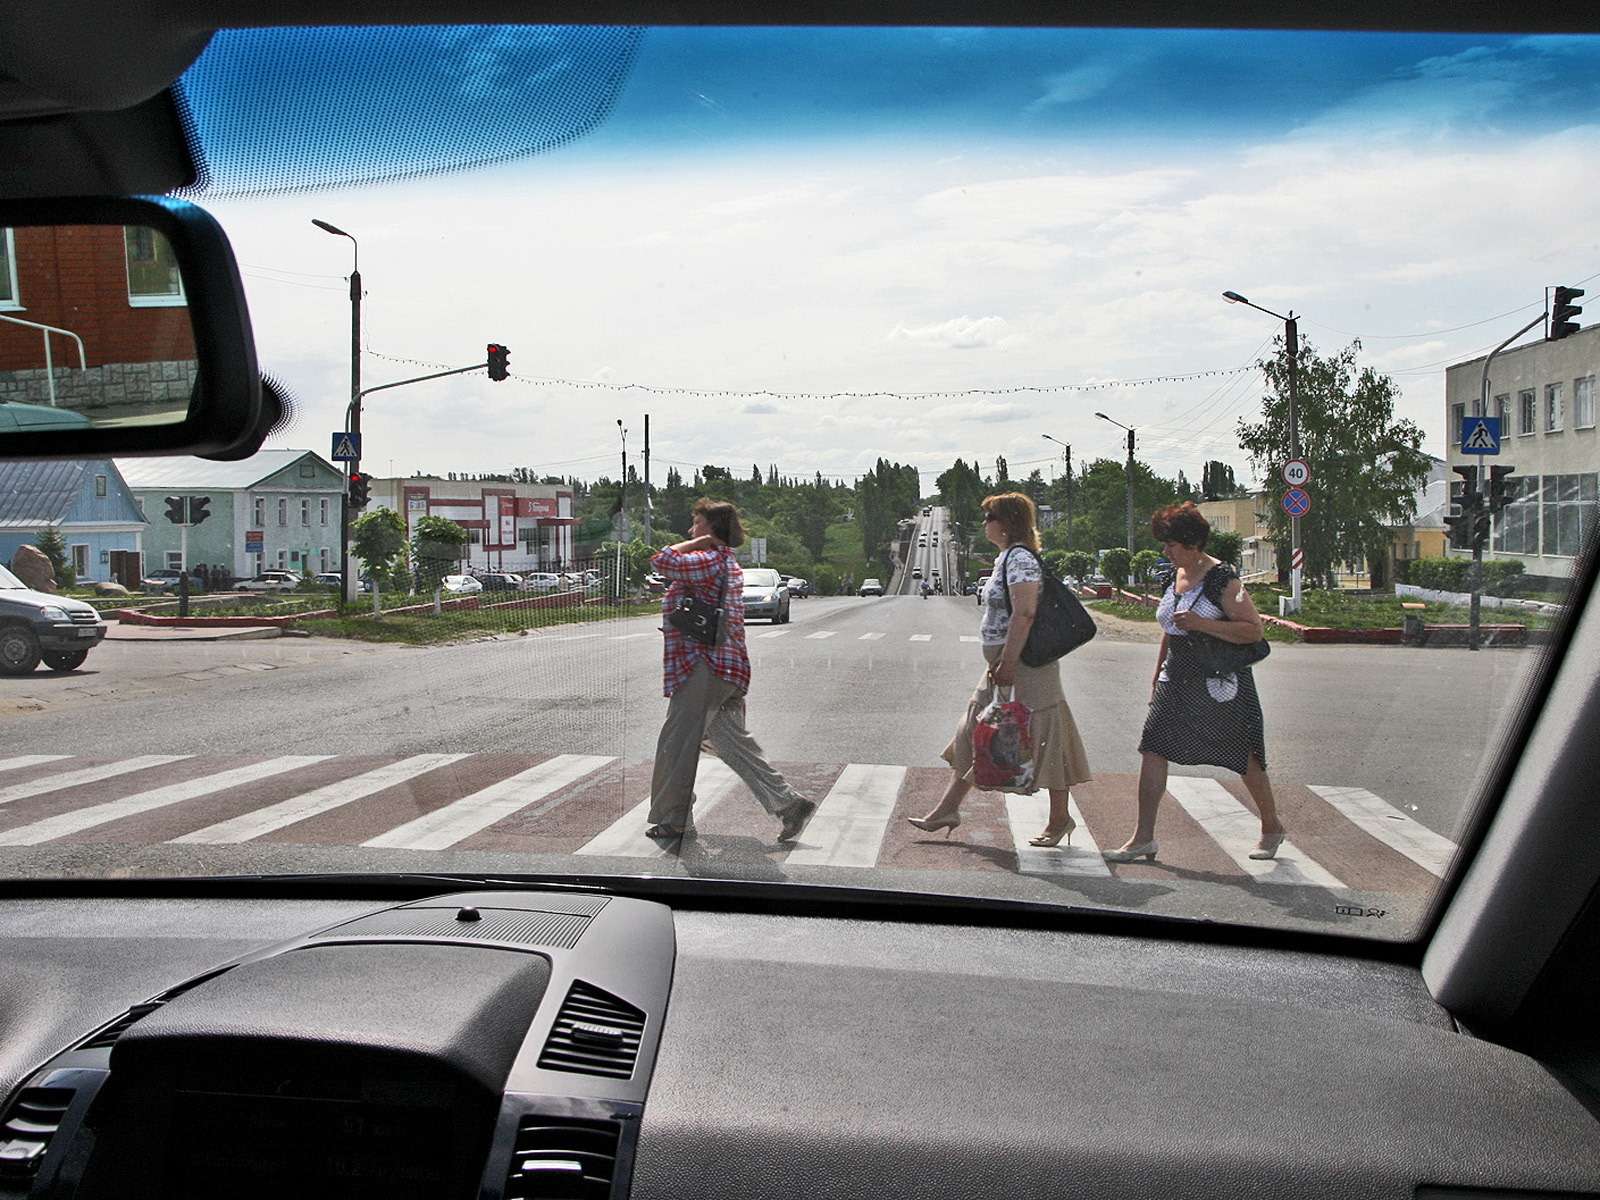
(1282, 459, 1311, 487)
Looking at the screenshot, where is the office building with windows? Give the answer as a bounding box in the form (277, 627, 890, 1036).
(118, 450, 346, 582)
(1445, 322, 1600, 580)
(369, 476, 577, 572)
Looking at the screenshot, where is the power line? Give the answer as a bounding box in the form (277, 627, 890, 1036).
(1303, 265, 1600, 341)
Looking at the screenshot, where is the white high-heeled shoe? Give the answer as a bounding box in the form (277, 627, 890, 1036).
(1102, 840, 1158, 863)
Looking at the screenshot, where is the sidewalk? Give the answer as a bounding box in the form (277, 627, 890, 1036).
(103, 620, 285, 643)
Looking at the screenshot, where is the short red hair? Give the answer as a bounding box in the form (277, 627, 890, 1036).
(1151, 501, 1210, 550)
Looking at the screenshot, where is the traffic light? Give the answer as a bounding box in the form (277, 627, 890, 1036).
(1488, 465, 1515, 513)
(1473, 506, 1491, 550)
(348, 471, 370, 510)
(189, 496, 211, 526)
(487, 343, 509, 381)
(1551, 286, 1585, 340)
(163, 495, 187, 525)
(1445, 465, 1479, 551)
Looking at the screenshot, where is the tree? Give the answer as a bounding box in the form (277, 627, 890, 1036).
(1062, 550, 1097, 582)
(598, 539, 653, 596)
(657, 467, 693, 543)
(1131, 548, 1161, 593)
(1022, 468, 1049, 506)
(1237, 337, 1431, 590)
(994, 455, 1010, 488)
(1071, 458, 1181, 552)
(34, 525, 74, 588)
(1100, 547, 1131, 589)
(1210, 529, 1243, 568)
(775, 481, 838, 561)
(856, 457, 921, 576)
(352, 508, 409, 593)
(411, 514, 468, 593)
(1200, 460, 1247, 501)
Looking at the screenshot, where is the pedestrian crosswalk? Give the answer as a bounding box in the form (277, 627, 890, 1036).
(0, 753, 1459, 896)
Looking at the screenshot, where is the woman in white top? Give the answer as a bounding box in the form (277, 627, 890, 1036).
(908, 493, 1092, 846)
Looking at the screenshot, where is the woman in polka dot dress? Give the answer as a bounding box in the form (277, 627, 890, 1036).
(1103, 501, 1286, 864)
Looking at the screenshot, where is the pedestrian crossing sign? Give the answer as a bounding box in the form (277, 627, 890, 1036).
(1461, 417, 1500, 455)
(330, 431, 362, 462)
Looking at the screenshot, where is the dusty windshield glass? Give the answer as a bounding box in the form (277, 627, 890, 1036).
(0, 25, 1596, 940)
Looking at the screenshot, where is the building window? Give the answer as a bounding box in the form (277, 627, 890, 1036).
(94, 474, 108, 497)
(277, 498, 287, 526)
(1546, 383, 1563, 433)
(1494, 475, 1543, 557)
(1450, 402, 1465, 445)
(253, 496, 265, 526)
(166, 551, 184, 570)
(1576, 376, 1596, 430)
(1494, 394, 1510, 428)
(299, 460, 316, 478)
(71, 545, 89, 577)
(300, 498, 310, 527)
(468, 527, 483, 544)
(0, 228, 18, 309)
(123, 226, 186, 307)
(1520, 389, 1536, 435)
(277, 549, 288, 570)
(320, 547, 331, 572)
(319, 497, 329, 526)
(1541, 473, 1598, 558)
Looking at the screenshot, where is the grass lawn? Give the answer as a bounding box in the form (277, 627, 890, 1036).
(1245, 584, 1559, 631)
(292, 599, 659, 645)
(1091, 600, 1301, 642)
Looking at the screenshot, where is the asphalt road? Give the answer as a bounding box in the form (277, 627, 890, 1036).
(0, 590, 1539, 934)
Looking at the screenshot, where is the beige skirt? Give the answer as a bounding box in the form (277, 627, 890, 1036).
(941, 644, 1092, 792)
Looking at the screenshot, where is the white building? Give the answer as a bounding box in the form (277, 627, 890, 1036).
(1445, 322, 1600, 580)
(369, 476, 577, 571)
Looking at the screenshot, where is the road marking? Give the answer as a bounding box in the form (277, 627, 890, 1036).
(858, 632, 885, 640)
(756, 629, 790, 638)
(909, 634, 933, 642)
(785, 764, 906, 868)
(1307, 785, 1458, 877)
(173, 754, 470, 844)
(0, 755, 192, 807)
(805, 631, 837, 640)
(960, 636, 981, 643)
(576, 758, 744, 858)
(1006, 795, 1110, 877)
(364, 754, 614, 851)
(0, 756, 73, 775)
(0, 757, 331, 847)
(1164, 777, 1347, 888)
(610, 632, 655, 641)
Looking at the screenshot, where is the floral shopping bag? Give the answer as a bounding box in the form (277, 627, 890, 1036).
(972, 686, 1038, 794)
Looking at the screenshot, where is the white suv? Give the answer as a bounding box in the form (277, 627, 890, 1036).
(859, 578, 885, 596)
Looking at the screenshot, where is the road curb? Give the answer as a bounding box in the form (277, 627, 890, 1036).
(105, 625, 285, 643)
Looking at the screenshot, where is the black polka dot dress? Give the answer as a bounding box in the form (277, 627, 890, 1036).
(1137, 563, 1267, 776)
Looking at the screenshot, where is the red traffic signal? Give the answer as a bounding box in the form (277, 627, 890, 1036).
(487, 343, 510, 381)
(348, 471, 370, 510)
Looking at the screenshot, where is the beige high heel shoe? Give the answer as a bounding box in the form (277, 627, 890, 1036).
(1102, 839, 1158, 863)
(906, 813, 961, 838)
(1029, 817, 1076, 848)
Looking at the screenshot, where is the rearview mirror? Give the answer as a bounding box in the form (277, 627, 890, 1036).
(0, 196, 265, 458)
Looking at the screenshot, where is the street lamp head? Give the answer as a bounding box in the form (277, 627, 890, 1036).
(1222, 290, 1248, 305)
(312, 218, 351, 238)
(1094, 412, 1110, 422)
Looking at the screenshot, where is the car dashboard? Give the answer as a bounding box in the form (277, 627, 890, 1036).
(1, 891, 1597, 1200)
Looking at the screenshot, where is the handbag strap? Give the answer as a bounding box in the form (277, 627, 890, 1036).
(998, 544, 1046, 614)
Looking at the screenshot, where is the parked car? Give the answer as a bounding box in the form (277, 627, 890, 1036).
(140, 568, 205, 594)
(912, 567, 922, 580)
(976, 574, 991, 603)
(859, 578, 885, 596)
(643, 572, 666, 594)
(237, 571, 302, 593)
(521, 572, 564, 594)
(440, 574, 483, 595)
(476, 572, 523, 593)
(312, 572, 342, 588)
(0, 562, 106, 674)
(741, 568, 790, 623)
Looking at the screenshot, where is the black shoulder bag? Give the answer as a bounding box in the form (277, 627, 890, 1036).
(1173, 569, 1270, 678)
(665, 553, 728, 646)
(1000, 546, 1097, 667)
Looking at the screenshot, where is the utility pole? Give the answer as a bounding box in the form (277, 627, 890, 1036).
(1285, 313, 1302, 611)
(643, 413, 652, 546)
(1064, 443, 1073, 550)
(313, 219, 361, 605)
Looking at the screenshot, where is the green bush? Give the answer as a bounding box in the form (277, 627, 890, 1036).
(1042, 549, 1068, 579)
(1130, 548, 1161, 591)
(1209, 529, 1243, 568)
(1392, 558, 1412, 585)
(1407, 556, 1470, 592)
(813, 565, 840, 595)
(1482, 559, 1527, 593)
(1100, 547, 1131, 589)
(1061, 550, 1097, 582)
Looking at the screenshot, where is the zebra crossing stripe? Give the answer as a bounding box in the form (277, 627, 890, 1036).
(576, 757, 744, 858)
(1307, 785, 1458, 877)
(858, 632, 885, 640)
(1006, 795, 1110, 877)
(173, 754, 471, 844)
(909, 634, 933, 642)
(756, 629, 790, 638)
(1164, 777, 1347, 888)
(0, 755, 192, 808)
(785, 764, 906, 868)
(0, 756, 73, 775)
(805, 631, 838, 640)
(0, 757, 331, 847)
(364, 754, 614, 851)
(960, 636, 981, 643)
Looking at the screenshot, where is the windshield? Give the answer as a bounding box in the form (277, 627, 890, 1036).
(0, 565, 24, 588)
(1, 24, 1596, 942)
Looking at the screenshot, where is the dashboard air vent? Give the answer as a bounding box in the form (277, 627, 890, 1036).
(537, 982, 646, 1079)
(0, 1087, 73, 1178)
(505, 1116, 620, 1200)
(77, 964, 236, 1050)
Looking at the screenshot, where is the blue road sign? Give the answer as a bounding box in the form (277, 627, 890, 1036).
(331, 431, 362, 462)
(1281, 486, 1312, 518)
(1462, 416, 1501, 455)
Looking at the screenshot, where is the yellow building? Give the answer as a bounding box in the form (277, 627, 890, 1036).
(1196, 493, 1277, 579)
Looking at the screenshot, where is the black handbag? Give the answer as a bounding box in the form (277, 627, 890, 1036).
(665, 555, 728, 646)
(1000, 546, 1097, 667)
(1170, 580, 1270, 678)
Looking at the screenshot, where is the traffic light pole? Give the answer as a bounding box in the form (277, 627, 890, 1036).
(341, 265, 362, 605)
(1285, 315, 1302, 613)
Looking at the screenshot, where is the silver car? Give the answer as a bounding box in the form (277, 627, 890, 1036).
(741, 568, 790, 623)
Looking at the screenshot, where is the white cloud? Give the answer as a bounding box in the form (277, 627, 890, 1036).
(890, 316, 1014, 350)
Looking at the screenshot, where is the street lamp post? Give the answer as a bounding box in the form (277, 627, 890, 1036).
(1041, 434, 1073, 549)
(1094, 413, 1137, 553)
(313, 219, 361, 604)
(1223, 289, 1301, 614)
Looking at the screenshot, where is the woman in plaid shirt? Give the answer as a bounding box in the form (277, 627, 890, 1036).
(645, 499, 816, 845)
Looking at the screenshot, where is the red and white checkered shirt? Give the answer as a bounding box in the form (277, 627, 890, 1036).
(652, 545, 749, 698)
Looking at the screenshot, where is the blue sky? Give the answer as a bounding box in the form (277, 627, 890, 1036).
(185, 26, 1600, 486)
